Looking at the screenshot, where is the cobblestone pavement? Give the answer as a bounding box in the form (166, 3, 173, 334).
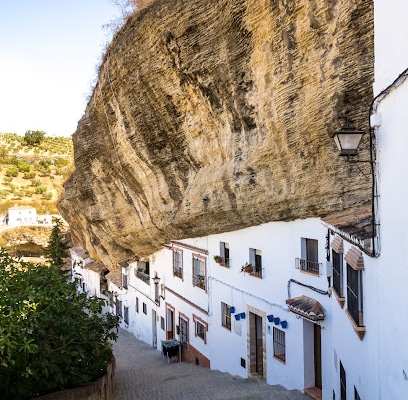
(112, 328, 310, 400)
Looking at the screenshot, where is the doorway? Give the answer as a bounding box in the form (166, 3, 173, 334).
(166, 305, 175, 339)
(152, 309, 157, 348)
(303, 320, 322, 397)
(249, 311, 265, 379)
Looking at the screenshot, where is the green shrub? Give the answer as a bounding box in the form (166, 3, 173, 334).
(23, 171, 36, 179)
(5, 166, 18, 177)
(31, 179, 42, 187)
(0, 247, 119, 399)
(14, 190, 24, 198)
(42, 192, 52, 200)
(17, 161, 30, 173)
(3, 177, 12, 184)
(34, 186, 47, 194)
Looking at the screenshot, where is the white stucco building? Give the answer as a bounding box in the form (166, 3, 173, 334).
(6, 206, 37, 227)
(69, 2, 408, 399)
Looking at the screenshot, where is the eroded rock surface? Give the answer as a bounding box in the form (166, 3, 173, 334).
(58, 0, 374, 269)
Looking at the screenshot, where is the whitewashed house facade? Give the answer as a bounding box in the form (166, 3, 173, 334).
(6, 206, 36, 227)
(69, 2, 408, 399)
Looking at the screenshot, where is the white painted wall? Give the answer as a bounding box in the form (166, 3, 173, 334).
(7, 206, 36, 226)
(374, 1, 408, 94)
(374, 80, 408, 400)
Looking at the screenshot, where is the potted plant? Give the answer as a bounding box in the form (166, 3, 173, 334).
(240, 262, 253, 273)
(214, 255, 223, 264)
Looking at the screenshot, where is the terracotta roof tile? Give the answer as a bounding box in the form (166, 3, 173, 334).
(106, 271, 122, 288)
(286, 295, 326, 321)
(323, 206, 372, 241)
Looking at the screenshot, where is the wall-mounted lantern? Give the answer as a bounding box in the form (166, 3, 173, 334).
(331, 124, 365, 157)
(152, 272, 165, 305)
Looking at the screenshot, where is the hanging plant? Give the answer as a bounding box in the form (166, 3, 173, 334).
(240, 262, 253, 273)
(213, 255, 223, 264)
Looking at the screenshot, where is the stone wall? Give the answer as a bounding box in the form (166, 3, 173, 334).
(33, 359, 115, 400)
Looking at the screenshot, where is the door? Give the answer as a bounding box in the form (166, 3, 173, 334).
(249, 312, 264, 378)
(152, 310, 157, 348)
(166, 306, 174, 339)
(314, 324, 322, 389)
(255, 314, 263, 375)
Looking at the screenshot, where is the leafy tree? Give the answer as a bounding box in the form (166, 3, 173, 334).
(44, 218, 69, 267)
(23, 130, 45, 146)
(0, 247, 119, 399)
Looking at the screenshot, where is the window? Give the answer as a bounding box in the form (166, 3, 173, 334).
(196, 321, 205, 341)
(173, 249, 183, 279)
(296, 238, 320, 275)
(249, 248, 262, 278)
(124, 306, 129, 324)
(192, 255, 206, 290)
(160, 316, 165, 331)
(122, 272, 128, 290)
(135, 261, 150, 284)
(347, 264, 363, 327)
(143, 302, 147, 315)
(221, 302, 232, 330)
(354, 387, 361, 400)
(179, 314, 189, 345)
(332, 250, 344, 298)
(220, 241, 230, 267)
(136, 297, 139, 313)
(340, 361, 346, 400)
(116, 300, 123, 318)
(193, 314, 208, 343)
(273, 327, 286, 363)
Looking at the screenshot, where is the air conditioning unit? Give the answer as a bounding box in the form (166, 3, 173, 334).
(326, 261, 333, 278)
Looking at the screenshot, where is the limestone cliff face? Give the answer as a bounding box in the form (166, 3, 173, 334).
(58, 0, 374, 269)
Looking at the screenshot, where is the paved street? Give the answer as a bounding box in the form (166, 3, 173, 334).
(112, 328, 310, 400)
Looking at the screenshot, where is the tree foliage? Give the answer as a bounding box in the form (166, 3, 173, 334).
(23, 130, 45, 146)
(0, 246, 119, 399)
(44, 218, 69, 266)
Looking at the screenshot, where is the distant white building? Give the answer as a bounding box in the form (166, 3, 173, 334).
(6, 206, 37, 227)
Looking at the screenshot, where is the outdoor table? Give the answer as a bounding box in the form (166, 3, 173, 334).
(161, 339, 181, 363)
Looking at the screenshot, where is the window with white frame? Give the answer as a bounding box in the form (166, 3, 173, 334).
(179, 314, 189, 345)
(122, 271, 128, 290)
(143, 302, 147, 315)
(193, 314, 207, 343)
(332, 250, 344, 298)
(124, 306, 129, 324)
(116, 300, 123, 318)
(192, 255, 206, 290)
(136, 297, 139, 313)
(347, 264, 363, 327)
(297, 238, 320, 275)
(220, 241, 230, 267)
(273, 327, 286, 363)
(221, 302, 232, 330)
(249, 248, 262, 278)
(173, 248, 183, 279)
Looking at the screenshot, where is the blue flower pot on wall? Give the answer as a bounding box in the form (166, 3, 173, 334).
(230, 307, 235, 314)
(274, 317, 280, 325)
(280, 320, 288, 329)
(234, 314, 241, 321)
(240, 312, 246, 319)
(267, 314, 274, 322)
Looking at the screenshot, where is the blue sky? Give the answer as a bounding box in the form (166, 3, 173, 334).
(0, 0, 121, 137)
